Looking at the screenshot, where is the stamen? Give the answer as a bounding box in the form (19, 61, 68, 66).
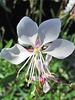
(17, 56, 31, 78)
(30, 63, 33, 79)
(40, 51, 52, 75)
(30, 56, 35, 80)
(31, 58, 36, 81)
(26, 55, 34, 76)
(34, 57, 41, 80)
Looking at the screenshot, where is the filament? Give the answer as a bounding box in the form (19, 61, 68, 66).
(17, 56, 32, 78)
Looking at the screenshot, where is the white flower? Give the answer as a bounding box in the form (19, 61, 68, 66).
(64, 0, 75, 13)
(0, 16, 74, 93)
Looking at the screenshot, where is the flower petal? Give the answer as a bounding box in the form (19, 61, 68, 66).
(38, 18, 61, 45)
(43, 81, 50, 93)
(17, 16, 38, 46)
(43, 39, 74, 59)
(44, 55, 52, 67)
(1, 44, 32, 64)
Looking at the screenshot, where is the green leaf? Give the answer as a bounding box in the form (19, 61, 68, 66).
(50, 8, 55, 18)
(18, 88, 28, 98)
(0, 72, 17, 86)
(65, 90, 75, 99)
(51, 60, 62, 72)
(5, 40, 13, 48)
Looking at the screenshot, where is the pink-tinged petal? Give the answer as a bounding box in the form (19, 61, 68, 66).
(38, 18, 61, 45)
(1, 44, 33, 65)
(43, 81, 50, 93)
(43, 39, 74, 59)
(35, 38, 41, 48)
(17, 16, 38, 46)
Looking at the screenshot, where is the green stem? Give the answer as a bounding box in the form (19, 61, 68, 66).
(62, 17, 71, 31)
(66, 20, 73, 33)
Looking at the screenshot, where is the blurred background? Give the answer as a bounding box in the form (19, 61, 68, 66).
(0, 0, 75, 100)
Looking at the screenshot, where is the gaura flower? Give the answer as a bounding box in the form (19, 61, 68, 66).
(64, 0, 75, 13)
(0, 16, 74, 93)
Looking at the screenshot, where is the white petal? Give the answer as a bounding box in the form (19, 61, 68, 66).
(43, 81, 50, 93)
(38, 19, 61, 45)
(17, 16, 38, 46)
(43, 39, 74, 59)
(18, 35, 32, 46)
(29, 33, 38, 46)
(44, 55, 52, 67)
(1, 44, 32, 64)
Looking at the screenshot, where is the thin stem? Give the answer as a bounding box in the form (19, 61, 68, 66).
(66, 20, 73, 33)
(62, 17, 71, 32)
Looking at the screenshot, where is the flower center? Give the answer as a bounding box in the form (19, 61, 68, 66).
(35, 38, 41, 48)
(34, 47, 40, 56)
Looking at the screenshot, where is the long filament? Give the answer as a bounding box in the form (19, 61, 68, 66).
(17, 56, 32, 78)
